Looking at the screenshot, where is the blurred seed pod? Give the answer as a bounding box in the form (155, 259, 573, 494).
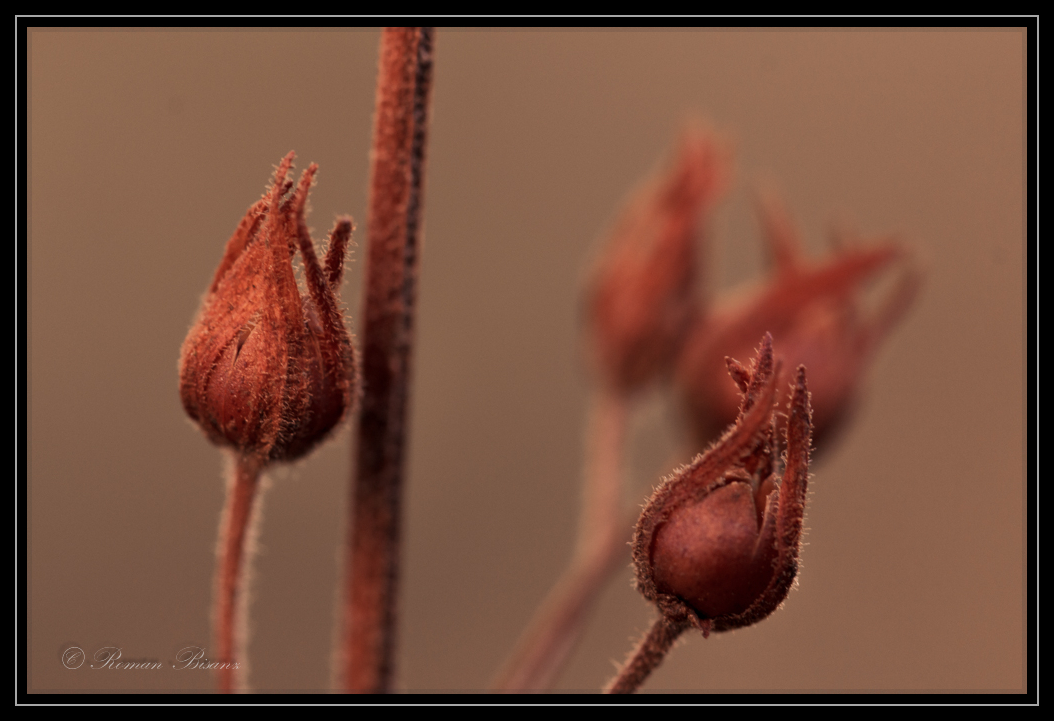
(585, 125, 731, 395)
(676, 190, 921, 451)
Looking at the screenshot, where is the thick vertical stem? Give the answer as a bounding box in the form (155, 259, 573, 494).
(492, 391, 630, 690)
(342, 27, 433, 693)
(213, 453, 263, 693)
(605, 615, 687, 694)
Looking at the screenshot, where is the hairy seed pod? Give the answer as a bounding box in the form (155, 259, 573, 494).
(634, 334, 813, 635)
(179, 152, 358, 464)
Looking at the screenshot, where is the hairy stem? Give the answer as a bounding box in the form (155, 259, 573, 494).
(213, 453, 263, 693)
(341, 26, 434, 693)
(492, 390, 631, 691)
(605, 615, 687, 694)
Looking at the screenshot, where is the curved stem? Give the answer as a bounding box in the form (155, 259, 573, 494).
(605, 615, 687, 694)
(213, 453, 263, 693)
(492, 390, 630, 691)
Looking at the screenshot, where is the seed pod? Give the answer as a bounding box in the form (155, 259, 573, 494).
(633, 334, 813, 635)
(676, 191, 920, 450)
(586, 126, 730, 394)
(179, 152, 358, 463)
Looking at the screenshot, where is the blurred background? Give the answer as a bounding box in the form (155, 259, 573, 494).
(28, 28, 1026, 693)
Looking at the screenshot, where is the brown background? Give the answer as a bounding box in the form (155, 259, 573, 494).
(28, 28, 1026, 693)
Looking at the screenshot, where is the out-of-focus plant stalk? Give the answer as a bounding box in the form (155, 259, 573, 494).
(492, 391, 632, 691)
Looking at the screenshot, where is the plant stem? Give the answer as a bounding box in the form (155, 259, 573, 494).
(605, 615, 687, 694)
(213, 453, 263, 693)
(341, 26, 434, 693)
(492, 390, 631, 691)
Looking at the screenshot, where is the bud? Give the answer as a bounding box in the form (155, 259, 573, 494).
(633, 334, 813, 634)
(585, 126, 730, 394)
(676, 191, 920, 449)
(179, 152, 358, 463)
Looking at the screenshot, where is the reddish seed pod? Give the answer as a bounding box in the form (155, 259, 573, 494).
(586, 126, 730, 394)
(179, 152, 358, 464)
(676, 191, 920, 450)
(633, 333, 813, 635)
